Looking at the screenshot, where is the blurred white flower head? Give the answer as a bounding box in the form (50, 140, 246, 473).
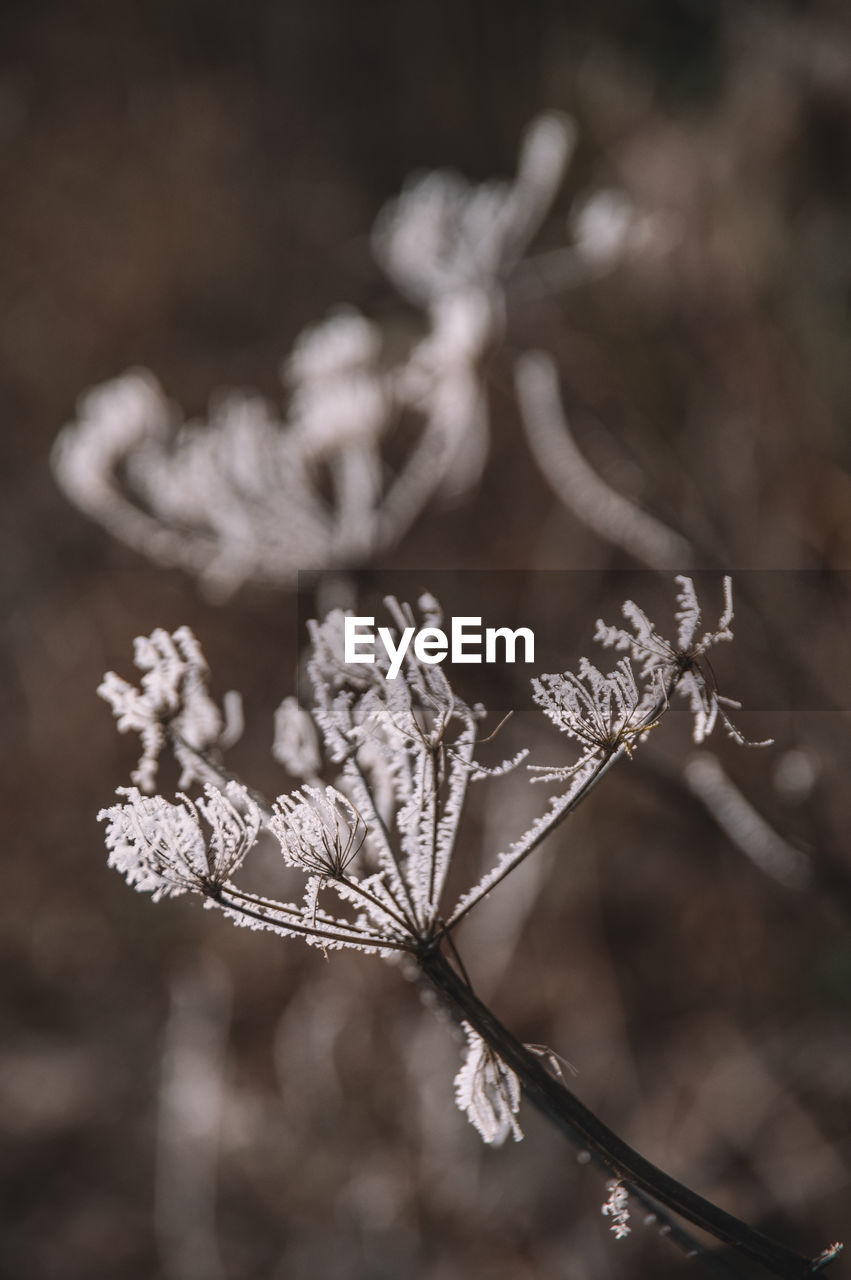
(57, 112, 662, 597)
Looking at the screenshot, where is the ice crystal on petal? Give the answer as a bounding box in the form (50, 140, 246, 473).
(454, 1022, 523, 1146)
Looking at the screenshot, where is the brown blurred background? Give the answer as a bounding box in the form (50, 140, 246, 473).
(2, 2, 851, 1277)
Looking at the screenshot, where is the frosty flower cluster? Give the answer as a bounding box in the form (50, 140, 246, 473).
(96, 579, 763, 1148)
(100, 783, 260, 902)
(531, 656, 654, 777)
(594, 574, 769, 745)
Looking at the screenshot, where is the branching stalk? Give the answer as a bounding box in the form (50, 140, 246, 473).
(419, 946, 828, 1280)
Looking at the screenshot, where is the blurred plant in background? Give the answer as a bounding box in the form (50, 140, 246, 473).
(52, 112, 673, 598)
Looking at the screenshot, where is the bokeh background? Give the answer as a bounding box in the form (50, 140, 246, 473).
(2, 2, 851, 1277)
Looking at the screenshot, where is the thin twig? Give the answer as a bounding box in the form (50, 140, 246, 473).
(445, 744, 625, 930)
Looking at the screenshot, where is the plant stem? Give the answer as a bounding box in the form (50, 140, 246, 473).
(418, 946, 823, 1280)
(445, 744, 625, 930)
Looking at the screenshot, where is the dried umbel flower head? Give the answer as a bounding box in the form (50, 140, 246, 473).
(97, 581, 769, 960)
(595, 575, 770, 745)
(595, 574, 734, 677)
(99, 782, 261, 902)
(271, 786, 366, 878)
(531, 655, 657, 775)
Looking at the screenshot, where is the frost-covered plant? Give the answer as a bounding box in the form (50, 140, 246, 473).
(52, 115, 668, 598)
(95, 579, 840, 1278)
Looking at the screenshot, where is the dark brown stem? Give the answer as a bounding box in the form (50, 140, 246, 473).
(419, 946, 826, 1280)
